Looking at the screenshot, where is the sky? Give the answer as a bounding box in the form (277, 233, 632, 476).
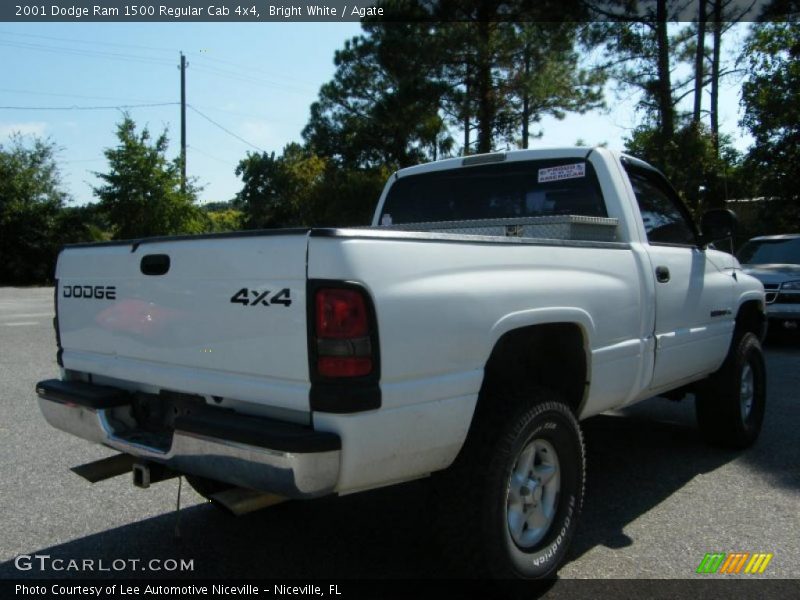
(0, 22, 753, 205)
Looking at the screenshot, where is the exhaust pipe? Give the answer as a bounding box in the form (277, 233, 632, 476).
(208, 487, 287, 516)
(130, 463, 284, 516)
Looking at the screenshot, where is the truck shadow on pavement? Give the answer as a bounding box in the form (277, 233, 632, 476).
(0, 403, 747, 579)
(571, 333, 800, 561)
(571, 401, 737, 559)
(2, 344, 797, 579)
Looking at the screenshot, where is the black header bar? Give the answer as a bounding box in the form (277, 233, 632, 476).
(2, 1, 796, 23)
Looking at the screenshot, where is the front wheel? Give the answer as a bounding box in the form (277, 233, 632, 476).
(433, 391, 585, 579)
(696, 332, 767, 449)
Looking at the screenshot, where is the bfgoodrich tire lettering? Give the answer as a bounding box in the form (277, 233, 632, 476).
(488, 401, 584, 578)
(432, 389, 585, 580)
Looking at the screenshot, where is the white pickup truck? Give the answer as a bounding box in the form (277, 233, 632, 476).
(36, 147, 767, 579)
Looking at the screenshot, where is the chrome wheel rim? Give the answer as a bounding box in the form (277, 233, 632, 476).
(506, 438, 561, 548)
(740, 363, 755, 421)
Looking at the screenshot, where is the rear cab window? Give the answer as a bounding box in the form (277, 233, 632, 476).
(379, 158, 607, 226)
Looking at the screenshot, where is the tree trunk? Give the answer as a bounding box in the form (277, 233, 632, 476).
(710, 0, 722, 154)
(476, 17, 494, 154)
(655, 0, 674, 144)
(521, 43, 531, 149)
(463, 67, 471, 155)
(693, 0, 707, 124)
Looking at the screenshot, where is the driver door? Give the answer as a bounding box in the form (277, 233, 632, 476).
(624, 164, 735, 391)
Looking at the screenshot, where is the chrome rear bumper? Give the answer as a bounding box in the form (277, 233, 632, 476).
(35, 379, 340, 498)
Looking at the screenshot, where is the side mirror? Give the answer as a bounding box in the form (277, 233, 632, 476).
(700, 209, 737, 246)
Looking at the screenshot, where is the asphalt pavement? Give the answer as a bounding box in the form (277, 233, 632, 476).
(0, 287, 797, 588)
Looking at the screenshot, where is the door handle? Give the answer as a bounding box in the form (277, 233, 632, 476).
(655, 266, 670, 283)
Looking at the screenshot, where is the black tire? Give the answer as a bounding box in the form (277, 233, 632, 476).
(185, 475, 233, 501)
(695, 332, 766, 449)
(432, 388, 585, 580)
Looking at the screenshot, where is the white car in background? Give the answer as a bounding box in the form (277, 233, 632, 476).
(738, 234, 800, 332)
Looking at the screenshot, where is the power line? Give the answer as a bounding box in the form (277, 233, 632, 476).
(188, 105, 265, 153)
(0, 39, 175, 67)
(191, 64, 313, 96)
(0, 87, 168, 103)
(0, 102, 179, 110)
(0, 30, 312, 88)
(187, 52, 318, 88)
(192, 64, 314, 94)
(187, 144, 237, 167)
(191, 103, 305, 128)
(0, 29, 177, 53)
(0, 31, 313, 93)
(0, 86, 299, 125)
(190, 103, 278, 121)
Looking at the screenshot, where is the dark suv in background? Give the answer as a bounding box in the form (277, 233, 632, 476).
(738, 234, 800, 332)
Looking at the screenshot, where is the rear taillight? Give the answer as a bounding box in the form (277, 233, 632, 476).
(314, 287, 374, 378)
(316, 288, 368, 338)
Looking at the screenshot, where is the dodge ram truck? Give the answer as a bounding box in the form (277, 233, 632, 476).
(35, 147, 767, 579)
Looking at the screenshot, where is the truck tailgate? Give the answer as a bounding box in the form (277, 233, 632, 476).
(55, 232, 311, 410)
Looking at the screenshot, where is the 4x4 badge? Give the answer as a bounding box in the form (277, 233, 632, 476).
(230, 288, 292, 307)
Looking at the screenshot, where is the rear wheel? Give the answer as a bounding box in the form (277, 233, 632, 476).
(433, 389, 585, 579)
(696, 332, 766, 449)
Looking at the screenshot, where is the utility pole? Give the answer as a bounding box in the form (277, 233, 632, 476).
(180, 51, 187, 194)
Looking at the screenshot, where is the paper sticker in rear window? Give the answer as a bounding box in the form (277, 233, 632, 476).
(538, 163, 586, 183)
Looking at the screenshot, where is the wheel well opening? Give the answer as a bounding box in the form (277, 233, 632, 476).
(736, 300, 766, 341)
(480, 323, 587, 415)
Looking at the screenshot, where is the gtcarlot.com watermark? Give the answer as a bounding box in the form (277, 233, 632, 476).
(14, 554, 194, 573)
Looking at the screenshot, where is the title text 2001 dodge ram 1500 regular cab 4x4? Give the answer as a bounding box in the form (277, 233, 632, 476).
(36, 147, 767, 579)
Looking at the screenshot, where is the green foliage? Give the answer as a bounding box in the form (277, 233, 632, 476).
(201, 200, 235, 213)
(279, 143, 330, 225)
(587, 14, 684, 143)
(201, 201, 243, 232)
(309, 166, 390, 227)
(505, 23, 605, 146)
(205, 208, 243, 232)
(624, 121, 741, 213)
(233, 138, 388, 228)
(431, 2, 599, 152)
(303, 16, 452, 169)
(234, 151, 288, 228)
(740, 22, 800, 233)
(304, 7, 602, 164)
(726, 197, 796, 249)
(55, 203, 111, 245)
(0, 135, 68, 284)
(234, 143, 327, 228)
(93, 115, 203, 239)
